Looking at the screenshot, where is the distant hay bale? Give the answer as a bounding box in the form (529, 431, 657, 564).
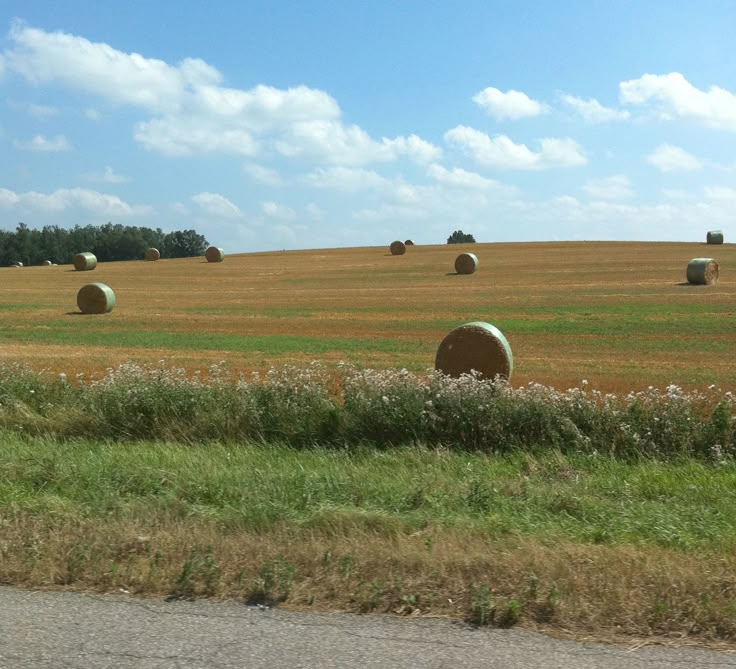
(686, 258, 719, 285)
(454, 252, 479, 275)
(77, 283, 116, 314)
(41, 260, 52, 266)
(73, 252, 97, 271)
(144, 248, 160, 261)
(390, 241, 406, 255)
(707, 230, 724, 245)
(404, 239, 414, 246)
(435, 321, 513, 381)
(11, 261, 23, 268)
(205, 246, 224, 263)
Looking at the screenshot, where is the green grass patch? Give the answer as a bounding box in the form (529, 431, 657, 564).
(2, 435, 735, 552)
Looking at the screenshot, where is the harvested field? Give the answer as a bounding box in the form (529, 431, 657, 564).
(0, 241, 735, 391)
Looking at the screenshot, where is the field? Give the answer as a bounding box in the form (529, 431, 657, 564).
(1, 240, 735, 391)
(2, 240, 736, 643)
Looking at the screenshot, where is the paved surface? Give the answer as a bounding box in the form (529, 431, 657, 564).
(1, 587, 735, 668)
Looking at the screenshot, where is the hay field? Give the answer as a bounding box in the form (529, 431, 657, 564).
(1, 241, 734, 392)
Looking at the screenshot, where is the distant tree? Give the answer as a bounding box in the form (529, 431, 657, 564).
(161, 229, 208, 258)
(447, 230, 476, 244)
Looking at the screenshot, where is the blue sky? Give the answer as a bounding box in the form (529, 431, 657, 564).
(1, 1, 735, 252)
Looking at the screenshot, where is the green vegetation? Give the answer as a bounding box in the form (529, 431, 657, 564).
(0, 222, 208, 266)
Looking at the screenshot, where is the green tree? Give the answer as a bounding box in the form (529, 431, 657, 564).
(447, 230, 476, 244)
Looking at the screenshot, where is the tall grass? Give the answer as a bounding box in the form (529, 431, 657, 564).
(0, 361, 732, 458)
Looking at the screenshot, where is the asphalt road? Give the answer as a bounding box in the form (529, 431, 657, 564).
(1, 587, 735, 668)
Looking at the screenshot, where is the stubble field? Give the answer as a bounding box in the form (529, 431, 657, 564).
(1, 240, 734, 391)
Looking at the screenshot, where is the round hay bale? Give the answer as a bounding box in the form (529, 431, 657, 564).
(404, 239, 414, 246)
(390, 240, 406, 256)
(435, 321, 513, 381)
(686, 258, 719, 285)
(454, 252, 479, 275)
(144, 248, 161, 261)
(41, 260, 52, 266)
(73, 252, 97, 271)
(707, 230, 724, 245)
(205, 246, 224, 263)
(11, 261, 23, 268)
(77, 283, 116, 314)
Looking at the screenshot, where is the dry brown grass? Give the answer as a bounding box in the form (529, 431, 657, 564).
(2, 513, 735, 644)
(0, 241, 735, 391)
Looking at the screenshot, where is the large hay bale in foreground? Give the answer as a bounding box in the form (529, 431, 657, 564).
(77, 283, 116, 314)
(205, 246, 225, 263)
(41, 260, 52, 266)
(144, 248, 161, 261)
(390, 240, 406, 256)
(404, 239, 414, 246)
(707, 230, 724, 245)
(73, 252, 97, 271)
(435, 321, 513, 381)
(454, 252, 479, 275)
(686, 258, 719, 285)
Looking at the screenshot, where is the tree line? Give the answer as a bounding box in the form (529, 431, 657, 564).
(0, 223, 209, 267)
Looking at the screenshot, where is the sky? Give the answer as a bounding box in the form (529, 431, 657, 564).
(1, 0, 735, 253)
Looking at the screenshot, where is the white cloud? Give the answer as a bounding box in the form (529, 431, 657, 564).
(13, 134, 71, 152)
(305, 202, 325, 221)
(243, 163, 284, 187)
(170, 201, 190, 215)
(84, 107, 101, 121)
(646, 144, 702, 172)
(83, 166, 129, 183)
(444, 125, 586, 169)
(472, 87, 547, 120)
(27, 103, 58, 119)
(561, 95, 629, 123)
(620, 72, 736, 131)
(0, 186, 152, 217)
(134, 117, 259, 156)
(426, 163, 516, 194)
(704, 186, 736, 200)
(277, 121, 440, 165)
(191, 192, 243, 218)
(582, 175, 633, 200)
(261, 200, 296, 220)
(302, 166, 388, 192)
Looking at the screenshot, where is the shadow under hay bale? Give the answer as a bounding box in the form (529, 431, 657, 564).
(454, 252, 479, 275)
(77, 283, 116, 314)
(73, 252, 97, 271)
(707, 230, 724, 245)
(144, 248, 161, 261)
(390, 240, 406, 256)
(205, 246, 225, 263)
(435, 321, 513, 381)
(686, 258, 719, 285)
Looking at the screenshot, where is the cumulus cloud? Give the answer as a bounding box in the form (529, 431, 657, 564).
(83, 166, 129, 183)
(646, 144, 702, 172)
(3, 22, 438, 166)
(620, 72, 736, 131)
(704, 185, 736, 200)
(472, 87, 547, 120)
(561, 95, 629, 123)
(0, 186, 151, 216)
(191, 192, 243, 218)
(13, 134, 71, 152)
(426, 163, 517, 195)
(261, 200, 296, 220)
(243, 163, 284, 187)
(302, 166, 388, 192)
(582, 175, 633, 200)
(444, 126, 586, 169)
